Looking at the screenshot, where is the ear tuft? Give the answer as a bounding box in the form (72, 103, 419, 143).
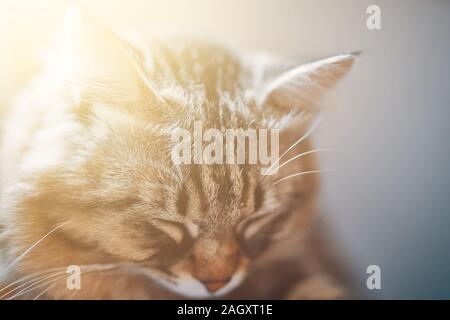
(259, 52, 358, 115)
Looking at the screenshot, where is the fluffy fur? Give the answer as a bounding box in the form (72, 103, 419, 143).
(0, 8, 356, 299)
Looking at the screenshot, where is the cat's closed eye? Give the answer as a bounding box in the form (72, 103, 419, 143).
(235, 210, 289, 257)
(151, 217, 196, 246)
(128, 218, 195, 267)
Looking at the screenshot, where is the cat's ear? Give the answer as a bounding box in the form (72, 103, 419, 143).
(47, 6, 164, 106)
(259, 53, 357, 115)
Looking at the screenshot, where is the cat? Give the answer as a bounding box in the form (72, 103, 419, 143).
(0, 7, 357, 299)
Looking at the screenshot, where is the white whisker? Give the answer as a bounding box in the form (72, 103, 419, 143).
(270, 169, 334, 187)
(0, 267, 67, 294)
(262, 112, 325, 178)
(120, 264, 177, 284)
(7, 220, 73, 270)
(276, 148, 340, 172)
(33, 277, 67, 300)
(7, 272, 66, 300)
(8, 264, 122, 300)
(1, 263, 119, 299)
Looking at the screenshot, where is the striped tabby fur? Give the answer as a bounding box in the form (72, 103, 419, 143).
(0, 8, 356, 299)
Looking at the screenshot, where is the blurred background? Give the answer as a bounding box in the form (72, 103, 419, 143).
(1, 0, 449, 298)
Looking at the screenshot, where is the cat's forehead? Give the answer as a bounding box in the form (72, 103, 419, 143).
(90, 124, 261, 225)
(145, 39, 243, 91)
(178, 163, 261, 226)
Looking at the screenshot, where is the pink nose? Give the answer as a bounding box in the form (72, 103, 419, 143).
(200, 278, 231, 293)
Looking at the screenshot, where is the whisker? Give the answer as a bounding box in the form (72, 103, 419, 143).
(3, 262, 171, 299)
(6, 220, 73, 270)
(261, 112, 325, 179)
(270, 169, 335, 187)
(33, 277, 67, 300)
(64, 269, 129, 300)
(34, 269, 134, 300)
(276, 148, 340, 172)
(6, 272, 66, 300)
(117, 264, 177, 284)
(1, 263, 119, 298)
(0, 267, 67, 295)
(9, 264, 122, 300)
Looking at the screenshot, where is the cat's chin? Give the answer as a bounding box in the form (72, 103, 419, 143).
(144, 270, 246, 298)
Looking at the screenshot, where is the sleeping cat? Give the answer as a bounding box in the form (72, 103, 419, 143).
(0, 8, 356, 299)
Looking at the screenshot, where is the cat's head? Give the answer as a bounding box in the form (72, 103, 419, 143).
(5, 8, 356, 298)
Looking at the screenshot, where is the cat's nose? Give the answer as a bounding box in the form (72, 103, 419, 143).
(199, 278, 231, 293)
